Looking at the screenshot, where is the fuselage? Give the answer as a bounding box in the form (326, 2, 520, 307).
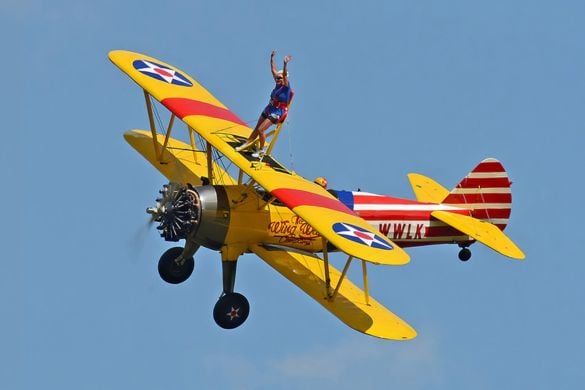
(194, 185, 473, 253)
(332, 190, 472, 248)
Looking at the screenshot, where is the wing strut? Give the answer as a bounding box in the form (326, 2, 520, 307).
(144, 90, 161, 159)
(322, 237, 332, 297)
(143, 89, 177, 163)
(330, 256, 353, 301)
(361, 260, 370, 305)
(159, 114, 175, 161)
(206, 141, 213, 184)
(321, 239, 372, 304)
(188, 127, 200, 164)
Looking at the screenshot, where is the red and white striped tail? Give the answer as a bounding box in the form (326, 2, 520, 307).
(442, 158, 512, 230)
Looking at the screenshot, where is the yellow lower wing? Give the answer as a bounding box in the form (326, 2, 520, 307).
(124, 130, 236, 185)
(431, 211, 525, 259)
(251, 244, 417, 340)
(407, 173, 449, 203)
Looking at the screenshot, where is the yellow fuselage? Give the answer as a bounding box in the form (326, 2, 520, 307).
(221, 185, 323, 253)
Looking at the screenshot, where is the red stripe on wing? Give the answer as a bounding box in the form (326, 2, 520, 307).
(272, 188, 356, 216)
(161, 97, 248, 126)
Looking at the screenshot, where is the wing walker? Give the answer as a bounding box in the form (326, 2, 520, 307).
(110, 50, 525, 340)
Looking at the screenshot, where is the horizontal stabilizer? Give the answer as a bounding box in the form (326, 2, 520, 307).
(252, 244, 417, 340)
(407, 173, 449, 203)
(431, 211, 525, 259)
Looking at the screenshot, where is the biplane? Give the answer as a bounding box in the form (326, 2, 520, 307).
(109, 50, 525, 340)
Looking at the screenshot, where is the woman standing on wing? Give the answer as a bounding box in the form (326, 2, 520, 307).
(236, 50, 293, 158)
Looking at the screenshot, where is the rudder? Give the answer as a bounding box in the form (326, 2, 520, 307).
(442, 158, 512, 230)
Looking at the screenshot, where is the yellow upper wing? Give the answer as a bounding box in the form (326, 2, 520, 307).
(251, 244, 416, 340)
(432, 210, 525, 259)
(109, 50, 251, 138)
(110, 50, 408, 265)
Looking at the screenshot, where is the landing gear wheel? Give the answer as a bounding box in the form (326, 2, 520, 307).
(458, 248, 472, 262)
(158, 247, 195, 284)
(213, 293, 250, 329)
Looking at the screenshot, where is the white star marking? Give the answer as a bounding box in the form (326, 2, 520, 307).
(227, 306, 240, 321)
(334, 223, 393, 250)
(138, 60, 185, 84)
(336, 223, 376, 245)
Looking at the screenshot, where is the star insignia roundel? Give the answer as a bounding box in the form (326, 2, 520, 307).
(332, 222, 393, 250)
(227, 307, 240, 321)
(133, 59, 193, 87)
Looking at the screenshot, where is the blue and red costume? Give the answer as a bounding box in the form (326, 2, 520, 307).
(262, 83, 294, 123)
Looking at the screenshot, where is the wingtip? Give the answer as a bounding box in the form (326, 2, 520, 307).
(123, 129, 148, 142)
(365, 318, 417, 341)
(401, 328, 418, 341)
(388, 246, 411, 266)
(509, 249, 526, 260)
(107, 49, 122, 61)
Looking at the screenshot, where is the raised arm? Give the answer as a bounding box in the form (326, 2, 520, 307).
(282, 55, 292, 86)
(270, 50, 278, 78)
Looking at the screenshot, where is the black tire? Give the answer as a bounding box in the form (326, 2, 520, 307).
(458, 248, 472, 262)
(213, 293, 250, 329)
(158, 247, 195, 284)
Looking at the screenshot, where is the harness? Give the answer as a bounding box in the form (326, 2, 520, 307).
(270, 99, 289, 109)
(268, 86, 294, 123)
(270, 85, 293, 109)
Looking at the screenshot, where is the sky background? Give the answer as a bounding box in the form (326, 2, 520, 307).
(3, 0, 585, 389)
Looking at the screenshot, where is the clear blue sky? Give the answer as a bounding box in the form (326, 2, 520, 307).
(3, 0, 585, 389)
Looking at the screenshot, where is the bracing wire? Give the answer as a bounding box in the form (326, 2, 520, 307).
(151, 96, 165, 136)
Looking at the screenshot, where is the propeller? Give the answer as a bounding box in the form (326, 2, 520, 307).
(146, 183, 201, 242)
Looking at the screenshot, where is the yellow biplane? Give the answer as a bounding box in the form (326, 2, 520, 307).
(110, 50, 524, 340)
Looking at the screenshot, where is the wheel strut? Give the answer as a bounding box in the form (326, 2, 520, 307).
(222, 260, 238, 294)
(214, 258, 249, 329)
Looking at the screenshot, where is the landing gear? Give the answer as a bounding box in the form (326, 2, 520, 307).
(213, 293, 250, 329)
(212, 258, 250, 329)
(158, 247, 195, 284)
(458, 247, 472, 262)
(157, 242, 250, 329)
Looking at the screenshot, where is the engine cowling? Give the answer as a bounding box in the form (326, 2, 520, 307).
(147, 184, 230, 249)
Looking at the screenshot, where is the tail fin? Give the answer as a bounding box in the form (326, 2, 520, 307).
(407, 173, 449, 204)
(442, 158, 512, 231)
